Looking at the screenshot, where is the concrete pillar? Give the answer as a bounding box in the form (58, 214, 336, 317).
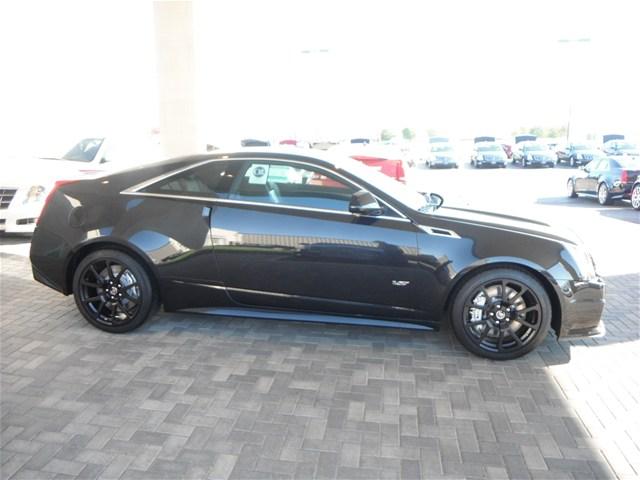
(153, 1, 197, 157)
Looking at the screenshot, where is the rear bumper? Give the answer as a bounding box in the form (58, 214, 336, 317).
(556, 276, 606, 339)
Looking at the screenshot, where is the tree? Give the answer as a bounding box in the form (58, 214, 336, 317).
(401, 128, 415, 141)
(380, 129, 395, 141)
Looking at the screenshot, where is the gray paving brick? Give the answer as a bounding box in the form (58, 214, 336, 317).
(1, 252, 637, 480)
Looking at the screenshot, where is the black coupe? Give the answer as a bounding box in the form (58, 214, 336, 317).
(30, 150, 605, 359)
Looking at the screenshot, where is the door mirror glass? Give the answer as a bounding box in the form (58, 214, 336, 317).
(429, 193, 444, 208)
(349, 190, 384, 216)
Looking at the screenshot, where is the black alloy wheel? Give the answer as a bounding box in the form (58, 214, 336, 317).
(73, 249, 158, 333)
(451, 269, 551, 360)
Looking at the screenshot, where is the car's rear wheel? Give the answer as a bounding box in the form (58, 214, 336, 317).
(73, 249, 158, 333)
(631, 184, 640, 210)
(450, 268, 551, 360)
(598, 182, 612, 205)
(567, 179, 578, 198)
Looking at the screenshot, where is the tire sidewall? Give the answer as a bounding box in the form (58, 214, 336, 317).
(73, 249, 156, 333)
(450, 268, 552, 360)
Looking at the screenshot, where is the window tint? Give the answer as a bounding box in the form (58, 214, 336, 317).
(230, 161, 357, 211)
(143, 161, 240, 198)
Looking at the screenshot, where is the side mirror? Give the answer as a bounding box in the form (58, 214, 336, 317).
(100, 156, 110, 164)
(429, 193, 444, 208)
(349, 190, 384, 216)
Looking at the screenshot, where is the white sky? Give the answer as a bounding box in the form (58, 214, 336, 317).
(1, 0, 638, 155)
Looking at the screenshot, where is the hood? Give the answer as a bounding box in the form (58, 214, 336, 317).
(0, 157, 106, 187)
(426, 206, 580, 245)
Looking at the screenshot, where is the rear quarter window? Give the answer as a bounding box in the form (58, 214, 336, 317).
(142, 161, 241, 198)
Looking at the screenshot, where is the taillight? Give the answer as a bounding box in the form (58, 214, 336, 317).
(37, 180, 77, 225)
(621, 170, 629, 183)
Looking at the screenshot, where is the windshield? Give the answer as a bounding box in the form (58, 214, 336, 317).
(58, 138, 105, 162)
(616, 142, 637, 150)
(477, 143, 503, 152)
(431, 144, 454, 152)
(523, 143, 547, 152)
(613, 158, 640, 169)
(336, 157, 436, 213)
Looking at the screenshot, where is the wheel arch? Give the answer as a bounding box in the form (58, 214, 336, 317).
(64, 239, 161, 302)
(443, 261, 562, 338)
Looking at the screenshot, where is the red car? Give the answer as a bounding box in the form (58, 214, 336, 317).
(350, 154, 406, 183)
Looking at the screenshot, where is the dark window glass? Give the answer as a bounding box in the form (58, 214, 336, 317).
(143, 161, 240, 198)
(230, 161, 357, 211)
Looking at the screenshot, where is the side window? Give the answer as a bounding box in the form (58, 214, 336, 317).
(143, 161, 241, 198)
(230, 161, 357, 211)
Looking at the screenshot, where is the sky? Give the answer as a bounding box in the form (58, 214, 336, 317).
(1, 0, 638, 156)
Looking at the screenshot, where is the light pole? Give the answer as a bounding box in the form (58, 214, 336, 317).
(557, 38, 591, 142)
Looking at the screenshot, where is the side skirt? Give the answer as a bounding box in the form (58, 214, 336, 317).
(183, 307, 435, 331)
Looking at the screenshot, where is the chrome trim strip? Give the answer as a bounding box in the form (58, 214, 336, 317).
(127, 191, 410, 222)
(121, 156, 410, 221)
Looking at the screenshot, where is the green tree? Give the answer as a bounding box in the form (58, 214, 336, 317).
(380, 129, 395, 141)
(401, 127, 415, 141)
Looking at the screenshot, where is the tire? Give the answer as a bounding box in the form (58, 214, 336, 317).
(73, 249, 158, 333)
(450, 268, 552, 360)
(567, 179, 578, 198)
(631, 184, 640, 210)
(597, 182, 612, 206)
(570, 157, 576, 168)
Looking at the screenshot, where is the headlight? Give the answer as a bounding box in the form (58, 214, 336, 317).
(23, 185, 46, 204)
(566, 244, 597, 280)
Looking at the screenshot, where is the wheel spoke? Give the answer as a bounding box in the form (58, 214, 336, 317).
(96, 299, 106, 315)
(105, 261, 117, 281)
(509, 286, 529, 304)
(478, 324, 490, 341)
(519, 305, 540, 315)
(121, 292, 139, 304)
(506, 329, 523, 346)
(519, 318, 539, 330)
(115, 267, 127, 282)
(122, 282, 139, 291)
(501, 280, 509, 302)
(83, 295, 102, 303)
(81, 279, 101, 289)
(88, 265, 104, 284)
(496, 330, 505, 351)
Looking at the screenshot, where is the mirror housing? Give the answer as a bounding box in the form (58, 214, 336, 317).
(429, 193, 444, 208)
(349, 190, 384, 216)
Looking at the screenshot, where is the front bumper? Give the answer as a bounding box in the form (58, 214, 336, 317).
(556, 276, 606, 339)
(0, 202, 43, 234)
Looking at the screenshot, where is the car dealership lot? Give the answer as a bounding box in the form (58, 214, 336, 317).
(1, 166, 639, 479)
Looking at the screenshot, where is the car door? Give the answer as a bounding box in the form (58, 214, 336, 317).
(582, 159, 605, 193)
(209, 158, 425, 320)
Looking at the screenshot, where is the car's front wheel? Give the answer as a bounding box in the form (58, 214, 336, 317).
(597, 182, 612, 206)
(631, 184, 640, 210)
(73, 249, 158, 333)
(567, 179, 578, 198)
(450, 268, 551, 360)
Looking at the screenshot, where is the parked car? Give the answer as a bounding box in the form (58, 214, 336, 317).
(241, 138, 271, 147)
(602, 134, 625, 144)
(30, 149, 605, 360)
(602, 139, 639, 158)
(425, 143, 459, 168)
(556, 142, 603, 167)
(470, 142, 508, 168)
(567, 157, 640, 205)
(331, 144, 407, 182)
(631, 180, 640, 210)
(1, 136, 160, 234)
(511, 141, 556, 168)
